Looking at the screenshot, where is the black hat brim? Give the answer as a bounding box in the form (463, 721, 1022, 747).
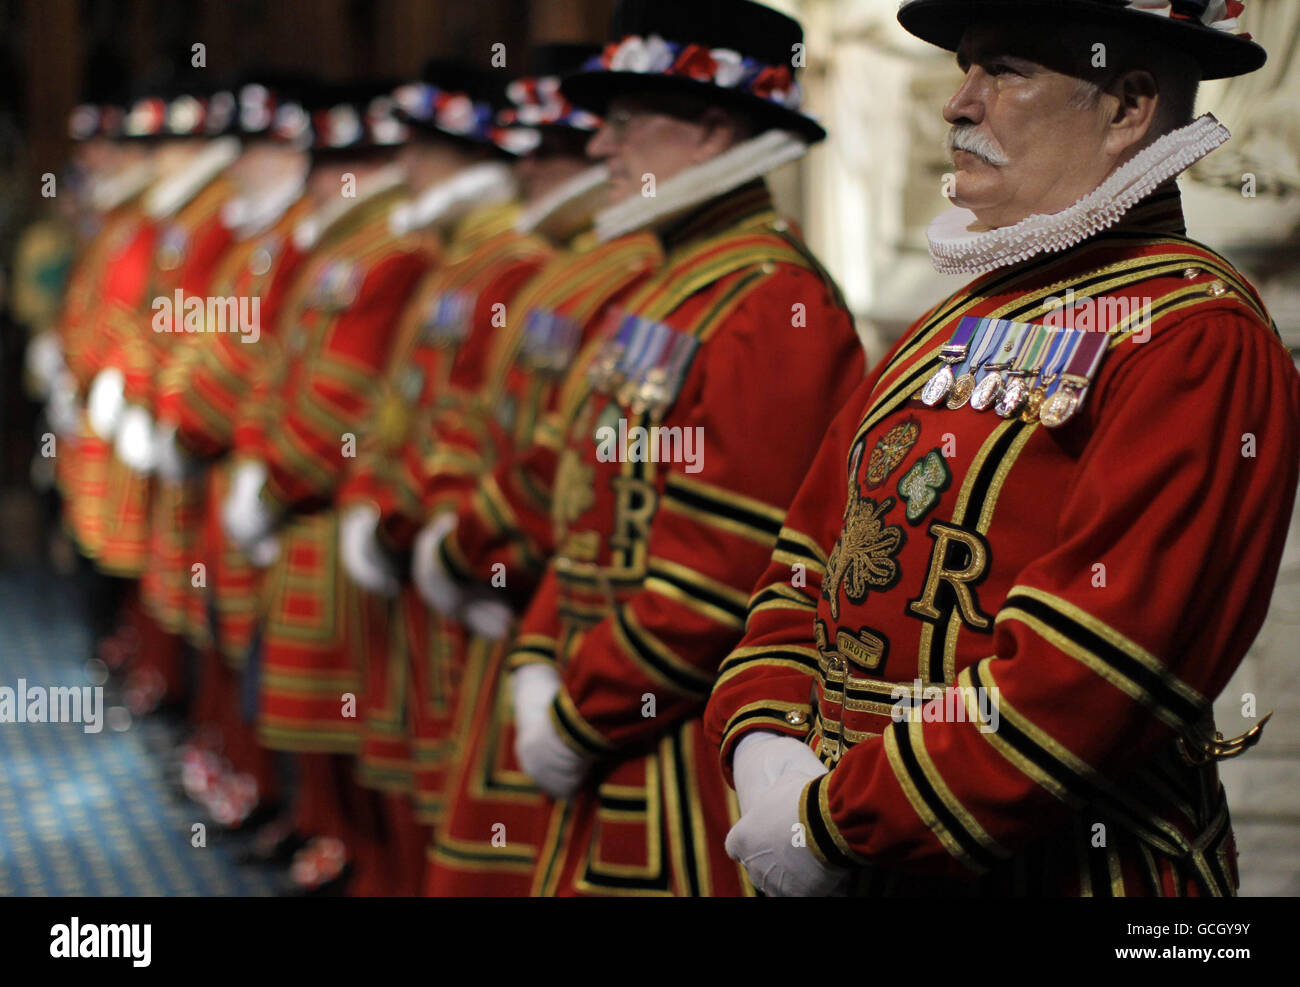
(393, 114, 519, 159)
(897, 0, 1266, 80)
(560, 69, 826, 144)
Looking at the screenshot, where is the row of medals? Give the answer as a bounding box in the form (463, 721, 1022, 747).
(919, 357, 1079, 427)
(587, 342, 674, 419)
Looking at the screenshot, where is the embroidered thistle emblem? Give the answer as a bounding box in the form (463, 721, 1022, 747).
(552, 447, 595, 539)
(824, 440, 906, 620)
(865, 416, 920, 489)
(896, 449, 951, 525)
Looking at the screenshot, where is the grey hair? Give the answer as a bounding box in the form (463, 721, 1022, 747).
(1062, 25, 1201, 145)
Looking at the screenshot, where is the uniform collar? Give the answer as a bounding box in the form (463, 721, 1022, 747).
(656, 179, 777, 252)
(446, 198, 522, 256)
(90, 161, 155, 213)
(516, 164, 609, 242)
(144, 137, 241, 220)
(388, 161, 516, 237)
(293, 163, 406, 251)
(594, 128, 808, 244)
(926, 113, 1228, 275)
(222, 169, 308, 239)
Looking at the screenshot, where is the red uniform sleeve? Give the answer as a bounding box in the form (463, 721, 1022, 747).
(440, 412, 566, 593)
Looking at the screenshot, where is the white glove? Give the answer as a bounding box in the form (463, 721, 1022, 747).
(248, 534, 281, 568)
(461, 592, 514, 640)
(25, 331, 65, 399)
(411, 512, 463, 615)
(339, 503, 399, 597)
(154, 420, 202, 483)
(724, 768, 851, 897)
(115, 405, 157, 474)
(512, 663, 592, 800)
(732, 731, 829, 816)
(46, 370, 82, 439)
(87, 367, 126, 440)
(221, 459, 276, 553)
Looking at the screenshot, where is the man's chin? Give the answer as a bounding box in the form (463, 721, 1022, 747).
(604, 180, 636, 207)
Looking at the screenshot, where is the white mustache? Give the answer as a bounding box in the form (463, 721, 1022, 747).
(946, 125, 1009, 166)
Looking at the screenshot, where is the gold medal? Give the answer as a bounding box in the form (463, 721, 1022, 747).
(157, 244, 184, 271)
(249, 245, 274, 277)
(946, 372, 976, 409)
(616, 376, 639, 409)
(1039, 386, 1080, 428)
(1020, 387, 1046, 423)
(634, 368, 668, 418)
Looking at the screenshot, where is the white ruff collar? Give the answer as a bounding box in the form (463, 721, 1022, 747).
(388, 161, 516, 237)
(145, 137, 241, 220)
(91, 161, 155, 212)
(926, 114, 1230, 275)
(517, 164, 608, 239)
(222, 168, 308, 239)
(595, 129, 808, 243)
(293, 163, 406, 251)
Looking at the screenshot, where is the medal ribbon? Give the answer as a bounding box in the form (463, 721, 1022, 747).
(1037, 328, 1081, 397)
(1010, 323, 1052, 378)
(940, 315, 982, 362)
(986, 320, 1033, 373)
(1058, 330, 1109, 387)
(952, 317, 1000, 378)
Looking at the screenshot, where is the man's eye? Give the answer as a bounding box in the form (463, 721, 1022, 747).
(987, 62, 1021, 77)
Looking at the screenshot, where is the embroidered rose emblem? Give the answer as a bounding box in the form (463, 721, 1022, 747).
(437, 93, 476, 135)
(750, 65, 794, 102)
(327, 105, 362, 147)
(673, 44, 718, 82)
(711, 49, 747, 87)
(611, 34, 675, 74)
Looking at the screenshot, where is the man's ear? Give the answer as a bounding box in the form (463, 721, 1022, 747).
(694, 107, 746, 160)
(1104, 68, 1159, 158)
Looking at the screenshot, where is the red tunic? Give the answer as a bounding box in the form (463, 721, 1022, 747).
(59, 200, 152, 558)
(422, 231, 663, 893)
(433, 181, 866, 896)
(65, 206, 157, 562)
(158, 195, 314, 664)
(703, 187, 1300, 896)
(338, 202, 553, 813)
(99, 177, 236, 579)
(255, 185, 436, 753)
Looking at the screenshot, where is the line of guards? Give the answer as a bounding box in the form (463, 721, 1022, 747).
(28, 1, 863, 895)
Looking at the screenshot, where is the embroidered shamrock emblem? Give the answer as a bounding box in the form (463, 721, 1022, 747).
(865, 416, 920, 489)
(824, 440, 906, 620)
(896, 449, 951, 525)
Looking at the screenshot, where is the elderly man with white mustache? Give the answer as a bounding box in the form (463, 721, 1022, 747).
(706, 0, 1300, 896)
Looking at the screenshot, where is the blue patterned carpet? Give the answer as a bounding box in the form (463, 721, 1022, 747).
(0, 566, 277, 896)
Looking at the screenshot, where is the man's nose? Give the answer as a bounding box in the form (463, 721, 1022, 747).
(943, 68, 986, 127)
(586, 122, 616, 159)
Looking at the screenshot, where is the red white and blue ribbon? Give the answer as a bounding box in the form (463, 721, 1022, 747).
(585, 33, 804, 111)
